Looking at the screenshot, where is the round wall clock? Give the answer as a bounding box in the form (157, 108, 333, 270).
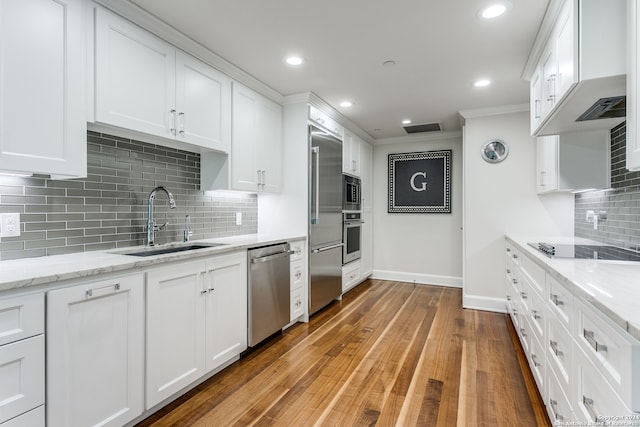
(481, 139, 509, 163)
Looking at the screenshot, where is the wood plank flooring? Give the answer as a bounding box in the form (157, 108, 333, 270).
(136, 280, 551, 426)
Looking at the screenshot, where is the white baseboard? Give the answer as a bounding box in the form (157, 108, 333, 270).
(462, 294, 507, 313)
(371, 270, 462, 288)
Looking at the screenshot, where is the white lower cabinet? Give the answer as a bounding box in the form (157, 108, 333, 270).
(146, 251, 247, 409)
(0, 293, 44, 426)
(1, 406, 44, 427)
(47, 274, 144, 427)
(342, 260, 361, 293)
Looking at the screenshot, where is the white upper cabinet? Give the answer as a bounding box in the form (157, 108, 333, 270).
(93, 6, 231, 152)
(230, 82, 282, 192)
(0, 0, 86, 178)
(342, 129, 361, 177)
(536, 130, 610, 194)
(528, 0, 626, 136)
(628, 0, 640, 171)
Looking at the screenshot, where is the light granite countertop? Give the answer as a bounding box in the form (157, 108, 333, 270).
(0, 233, 306, 293)
(506, 234, 640, 342)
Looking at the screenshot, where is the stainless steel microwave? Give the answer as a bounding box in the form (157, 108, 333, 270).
(343, 174, 361, 211)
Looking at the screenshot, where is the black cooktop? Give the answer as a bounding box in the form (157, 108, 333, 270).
(528, 242, 640, 262)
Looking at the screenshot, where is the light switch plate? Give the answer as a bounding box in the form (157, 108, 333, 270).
(0, 213, 20, 237)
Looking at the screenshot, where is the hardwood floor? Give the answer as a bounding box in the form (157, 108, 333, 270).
(136, 280, 551, 426)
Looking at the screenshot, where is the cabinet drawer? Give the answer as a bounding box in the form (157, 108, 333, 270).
(290, 288, 304, 321)
(547, 362, 574, 424)
(505, 244, 520, 267)
(0, 293, 44, 346)
(547, 275, 574, 332)
(576, 299, 640, 411)
(0, 335, 44, 424)
(527, 327, 546, 396)
(309, 105, 343, 138)
(547, 312, 573, 394)
(1, 405, 44, 427)
(574, 345, 634, 423)
(520, 254, 545, 296)
(289, 240, 304, 262)
(527, 287, 546, 344)
(342, 262, 360, 293)
(290, 260, 304, 291)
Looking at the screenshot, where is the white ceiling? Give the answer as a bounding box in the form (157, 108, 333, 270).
(129, 0, 549, 140)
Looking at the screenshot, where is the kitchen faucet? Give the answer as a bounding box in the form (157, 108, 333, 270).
(146, 186, 176, 246)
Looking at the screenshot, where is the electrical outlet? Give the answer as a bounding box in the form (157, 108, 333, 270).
(0, 213, 20, 237)
(235, 212, 242, 225)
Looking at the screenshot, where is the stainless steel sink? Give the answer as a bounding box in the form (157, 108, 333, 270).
(117, 243, 226, 257)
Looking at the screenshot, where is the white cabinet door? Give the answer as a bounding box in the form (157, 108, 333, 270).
(536, 135, 558, 193)
(554, 0, 576, 102)
(530, 67, 543, 134)
(343, 130, 362, 177)
(0, 0, 86, 178)
(1, 406, 44, 427)
(540, 46, 557, 118)
(46, 274, 144, 427)
(204, 251, 247, 372)
(95, 7, 175, 139)
(231, 82, 282, 192)
(628, 0, 640, 171)
(146, 261, 206, 409)
(175, 51, 231, 151)
(0, 336, 44, 424)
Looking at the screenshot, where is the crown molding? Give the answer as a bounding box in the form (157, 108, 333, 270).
(373, 130, 463, 146)
(458, 103, 529, 126)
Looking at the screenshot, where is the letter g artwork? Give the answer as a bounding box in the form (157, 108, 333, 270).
(388, 150, 451, 213)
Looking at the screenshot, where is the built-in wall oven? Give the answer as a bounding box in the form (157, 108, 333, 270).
(343, 174, 361, 211)
(343, 211, 362, 264)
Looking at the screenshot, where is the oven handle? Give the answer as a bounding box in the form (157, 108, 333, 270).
(312, 243, 344, 254)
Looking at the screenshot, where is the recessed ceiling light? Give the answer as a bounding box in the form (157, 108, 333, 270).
(474, 79, 491, 87)
(402, 119, 412, 125)
(285, 56, 303, 66)
(340, 101, 353, 108)
(479, 1, 512, 19)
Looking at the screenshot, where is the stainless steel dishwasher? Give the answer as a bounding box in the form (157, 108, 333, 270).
(248, 243, 291, 347)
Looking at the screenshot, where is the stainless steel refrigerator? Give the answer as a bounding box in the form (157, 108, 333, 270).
(309, 125, 343, 315)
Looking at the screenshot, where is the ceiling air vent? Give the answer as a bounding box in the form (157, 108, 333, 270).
(402, 122, 442, 134)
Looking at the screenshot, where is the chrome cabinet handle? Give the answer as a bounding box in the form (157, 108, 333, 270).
(550, 340, 563, 357)
(531, 353, 541, 367)
(169, 109, 177, 135)
(178, 112, 185, 136)
(534, 99, 541, 119)
(506, 295, 511, 301)
(312, 243, 344, 254)
(512, 254, 518, 259)
(532, 309, 541, 320)
(506, 268, 511, 274)
(520, 291, 527, 299)
(519, 327, 527, 338)
(200, 289, 208, 295)
(311, 146, 320, 224)
(512, 308, 518, 317)
(549, 398, 564, 422)
(86, 283, 120, 298)
(583, 396, 598, 423)
(550, 294, 564, 306)
(584, 329, 608, 353)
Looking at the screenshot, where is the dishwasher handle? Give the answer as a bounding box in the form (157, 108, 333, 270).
(251, 250, 294, 264)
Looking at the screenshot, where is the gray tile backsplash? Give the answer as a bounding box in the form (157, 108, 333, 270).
(575, 122, 640, 250)
(0, 131, 257, 260)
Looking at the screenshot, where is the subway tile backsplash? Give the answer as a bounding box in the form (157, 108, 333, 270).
(575, 122, 640, 250)
(0, 131, 257, 260)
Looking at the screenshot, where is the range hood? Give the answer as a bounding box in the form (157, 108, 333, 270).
(535, 74, 626, 136)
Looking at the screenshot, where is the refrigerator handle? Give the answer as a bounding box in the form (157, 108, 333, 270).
(311, 146, 320, 225)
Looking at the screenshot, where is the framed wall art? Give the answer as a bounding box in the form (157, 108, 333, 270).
(388, 150, 451, 213)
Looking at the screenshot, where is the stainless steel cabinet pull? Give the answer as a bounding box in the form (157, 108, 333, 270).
(520, 291, 527, 299)
(312, 243, 344, 254)
(534, 99, 541, 119)
(549, 398, 563, 422)
(506, 295, 511, 301)
(512, 308, 518, 316)
(512, 278, 518, 284)
(532, 310, 541, 320)
(311, 146, 320, 224)
(506, 248, 511, 252)
(201, 289, 208, 295)
(86, 283, 120, 298)
(178, 112, 185, 136)
(584, 329, 607, 353)
(520, 327, 527, 338)
(583, 396, 598, 423)
(512, 254, 518, 259)
(550, 294, 564, 306)
(550, 340, 563, 357)
(169, 109, 177, 135)
(506, 268, 511, 274)
(531, 353, 541, 367)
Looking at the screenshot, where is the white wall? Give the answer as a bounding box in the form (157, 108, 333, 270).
(372, 135, 463, 287)
(462, 110, 574, 312)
